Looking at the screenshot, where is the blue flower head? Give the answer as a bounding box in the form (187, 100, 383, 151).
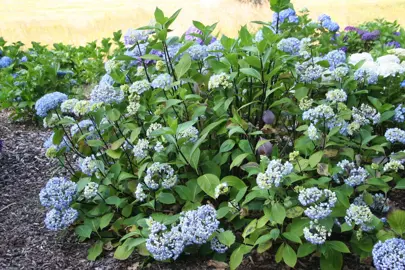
(0, 56, 13, 68)
(400, 80, 405, 88)
(44, 208, 78, 231)
(20, 56, 28, 63)
(35, 92, 68, 117)
(39, 177, 77, 210)
(272, 8, 299, 28)
(372, 238, 405, 270)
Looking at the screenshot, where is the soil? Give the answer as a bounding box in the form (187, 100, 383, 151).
(0, 111, 396, 270)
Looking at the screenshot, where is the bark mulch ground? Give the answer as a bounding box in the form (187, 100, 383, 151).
(0, 111, 391, 270)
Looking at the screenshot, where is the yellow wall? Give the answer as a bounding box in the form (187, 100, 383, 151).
(0, 0, 404, 46)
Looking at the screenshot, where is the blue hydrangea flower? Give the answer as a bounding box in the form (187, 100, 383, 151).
(401, 80, 405, 88)
(354, 68, 378, 85)
(179, 205, 220, 245)
(372, 238, 405, 270)
(44, 207, 78, 231)
(70, 119, 95, 137)
(144, 162, 178, 190)
(43, 132, 70, 152)
(210, 229, 228, 253)
(0, 56, 13, 68)
(345, 203, 374, 231)
(39, 177, 77, 210)
(277, 38, 301, 55)
(303, 221, 331, 245)
(99, 74, 115, 86)
(151, 73, 173, 90)
(318, 14, 331, 23)
(324, 50, 346, 70)
(20, 56, 28, 63)
(386, 41, 401, 48)
(272, 8, 299, 28)
(385, 128, 405, 144)
(187, 44, 208, 61)
(146, 221, 185, 261)
(256, 159, 293, 189)
(35, 92, 68, 117)
(90, 84, 124, 104)
(296, 60, 324, 83)
(207, 40, 224, 58)
(123, 28, 148, 47)
(302, 104, 334, 124)
(299, 188, 337, 220)
(185, 26, 203, 45)
(322, 20, 340, 32)
(394, 104, 405, 122)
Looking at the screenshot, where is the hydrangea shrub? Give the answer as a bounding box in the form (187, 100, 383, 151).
(33, 3, 405, 270)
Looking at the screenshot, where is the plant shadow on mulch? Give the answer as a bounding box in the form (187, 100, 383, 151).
(0, 112, 396, 269)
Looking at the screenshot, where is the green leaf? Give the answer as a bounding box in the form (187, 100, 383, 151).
(242, 219, 257, 238)
(387, 209, 405, 235)
(87, 240, 103, 261)
(175, 53, 192, 79)
(240, 68, 262, 81)
(118, 172, 135, 182)
(106, 108, 120, 122)
(327, 241, 350, 253)
(230, 244, 253, 270)
(282, 232, 302, 244)
(309, 151, 323, 168)
(297, 242, 317, 258)
(157, 192, 176, 204)
(100, 213, 114, 230)
(106, 196, 122, 206)
(220, 139, 236, 153)
(111, 137, 125, 150)
(395, 179, 405, 189)
(75, 224, 92, 239)
(197, 174, 220, 198)
(217, 230, 236, 247)
(320, 250, 342, 270)
(283, 244, 297, 268)
(270, 203, 286, 224)
(87, 140, 104, 147)
(114, 244, 134, 260)
(221, 176, 246, 189)
(106, 149, 122, 159)
(230, 153, 250, 169)
(255, 234, 273, 245)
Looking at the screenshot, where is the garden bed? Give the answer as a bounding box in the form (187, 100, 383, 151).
(0, 112, 381, 270)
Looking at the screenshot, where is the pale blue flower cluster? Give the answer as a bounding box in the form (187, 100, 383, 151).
(303, 104, 334, 124)
(151, 73, 173, 90)
(299, 187, 337, 220)
(303, 221, 331, 245)
(372, 238, 405, 270)
(345, 203, 374, 231)
(179, 205, 220, 245)
(144, 162, 178, 190)
(135, 183, 147, 202)
(123, 28, 148, 47)
(296, 60, 324, 83)
(129, 79, 150, 95)
(324, 50, 346, 70)
(0, 56, 13, 68)
(60, 98, 79, 114)
(331, 65, 349, 81)
(277, 38, 300, 55)
(256, 159, 293, 189)
(133, 138, 149, 159)
(35, 92, 68, 117)
(39, 177, 77, 210)
(83, 182, 99, 199)
(99, 74, 115, 86)
(319, 14, 339, 32)
(335, 160, 369, 187)
(146, 205, 219, 261)
(272, 8, 299, 28)
(354, 68, 378, 85)
(394, 104, 405, 123)
(207, 40, 224, 58)
(78, 155, 99, 176)
(352, 104, 381, 126)
(178, 126, 199, 143)
(307, 123, 319, 141)
(385, 128, 405, 144)
(44, 207, 78, 231)
(326, 89, 347, 103)
(90, 84, 124, 104)
(187, 44, 208, 61)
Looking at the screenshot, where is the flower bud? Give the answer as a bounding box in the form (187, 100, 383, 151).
(262, 110, 276, 125)
(256, 137, 273, 156)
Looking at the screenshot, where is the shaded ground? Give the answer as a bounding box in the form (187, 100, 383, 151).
(0, 111, 381, 270)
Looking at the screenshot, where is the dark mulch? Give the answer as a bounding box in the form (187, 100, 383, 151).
(0, 111, 385, 270)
